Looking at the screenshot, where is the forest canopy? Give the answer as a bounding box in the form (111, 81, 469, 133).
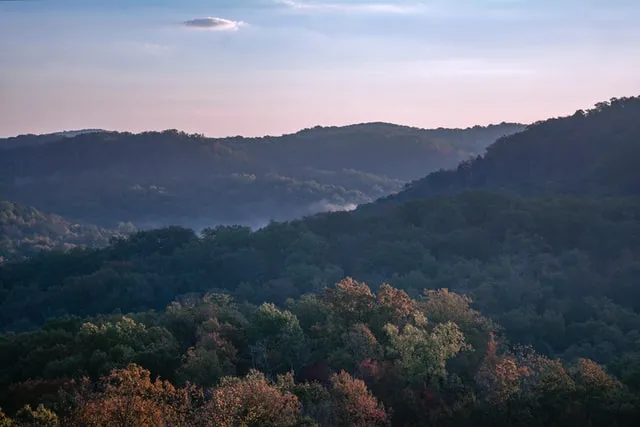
(383, 97, 640, 204)
(1, 281, 637, 427)
(0, 201, 125, 262)
(1, 97, 639, 425)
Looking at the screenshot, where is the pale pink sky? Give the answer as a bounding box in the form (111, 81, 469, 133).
(1, 0, 639, 137)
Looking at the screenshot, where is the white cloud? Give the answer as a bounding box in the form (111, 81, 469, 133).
(183, 17, 246, 31)
(275, 0, 421, 14)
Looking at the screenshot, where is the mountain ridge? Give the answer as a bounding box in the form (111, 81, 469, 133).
(1, 121, 524, 143)
(0, 122, 523, 228)
(376, 96, 640, 205)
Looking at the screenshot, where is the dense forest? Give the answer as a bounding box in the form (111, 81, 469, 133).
(0, 201, 128, 262)
(0, 122, 522, 229)
(2, 282, 637, 426)
(383, 97, 640, 204)
(1, 97, 639, 425)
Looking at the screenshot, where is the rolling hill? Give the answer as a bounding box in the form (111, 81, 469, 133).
(0, 122, 523, 228)
(380, 97, 640, 205)
(1, 97, 639, 426)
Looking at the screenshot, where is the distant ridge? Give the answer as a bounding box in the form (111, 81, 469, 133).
(0, 129, 106, 150)
(0, 122, 522, 227)
(3, 122, 523, 142)
(50, 129, 106, 138)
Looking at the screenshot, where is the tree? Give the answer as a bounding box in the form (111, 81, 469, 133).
(328, 323, 382, 371)
(71, 364, 201, 427)
(12, 405, 59, 427)
(572, 358, 631, 427)
(206, 370, 301, 427)
(177, 318, 238, 387)
(323, 278, 375, 326)
(421, 288, 495, 379)
(329, 371, 389, 427)
(375, 284, 416, 327)
(475, 337, 579, 426)
(384, 321, 468, 386)
(248, 303, 306, 374)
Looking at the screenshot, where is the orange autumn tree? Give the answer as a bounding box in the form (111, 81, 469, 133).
(206, 370, 301, 427)
(572, 358, 626, 426)
(330, 370, 389, 427)
(475, 334, 579, 425)
(376, 284, 417, 327)
(72, 364, 202, 427)
(323, 278, 376, 326)
(475, 335, 528, 405)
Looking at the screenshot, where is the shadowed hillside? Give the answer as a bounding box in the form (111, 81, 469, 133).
(0, 122, 523, 228)
(0, 201, 126, 262)
(379, 97, 640, 205)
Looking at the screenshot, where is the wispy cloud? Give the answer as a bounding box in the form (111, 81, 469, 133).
(183, 17, 246, 31)
(274, 0, 538, 20)
(126, 42, 171, 57)
(275, 0, 421, 14)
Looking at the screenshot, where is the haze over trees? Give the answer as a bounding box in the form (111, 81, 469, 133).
(1, 97, 640, 425)
(0, 122, 522, 229)
(0, 201, 127, 263)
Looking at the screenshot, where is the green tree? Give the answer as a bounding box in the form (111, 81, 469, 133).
(12, 405, 59, 427)
(248, 304, 307, 374)
(384, 321, 468, 386)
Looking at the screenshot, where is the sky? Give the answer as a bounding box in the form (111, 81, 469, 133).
(1, 0, 639, 137)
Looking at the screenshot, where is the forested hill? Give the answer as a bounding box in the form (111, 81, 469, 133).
(0, 201, 124, 262)
(4, 101, 640, 425)
(0, 122, 522, 228)
(2, 192, 640, 425)
(381, 97, 640, 205)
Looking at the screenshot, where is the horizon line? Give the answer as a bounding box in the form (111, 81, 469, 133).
(1, 120, 528, 140)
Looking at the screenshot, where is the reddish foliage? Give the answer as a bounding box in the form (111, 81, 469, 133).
(207, 370, 301, 427)
(330, 370, 389, 427)
(358, 359, 381, 380)
(376, 284, 416, 325)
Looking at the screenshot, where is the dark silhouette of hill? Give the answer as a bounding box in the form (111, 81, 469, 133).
(0, 122, 522, 228)
(380, 97, 640, 205)
(0, 129, 105, 150)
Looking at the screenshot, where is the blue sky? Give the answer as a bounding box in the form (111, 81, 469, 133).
(1, 0, 639, 137)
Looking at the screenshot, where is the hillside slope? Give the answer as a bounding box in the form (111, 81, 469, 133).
(1, 101, 640, 425)
(2, 192, 640, 366)
(0, 201, 123, 262)
(381, 97, 640, 205)
(0, 122, 523, 228)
